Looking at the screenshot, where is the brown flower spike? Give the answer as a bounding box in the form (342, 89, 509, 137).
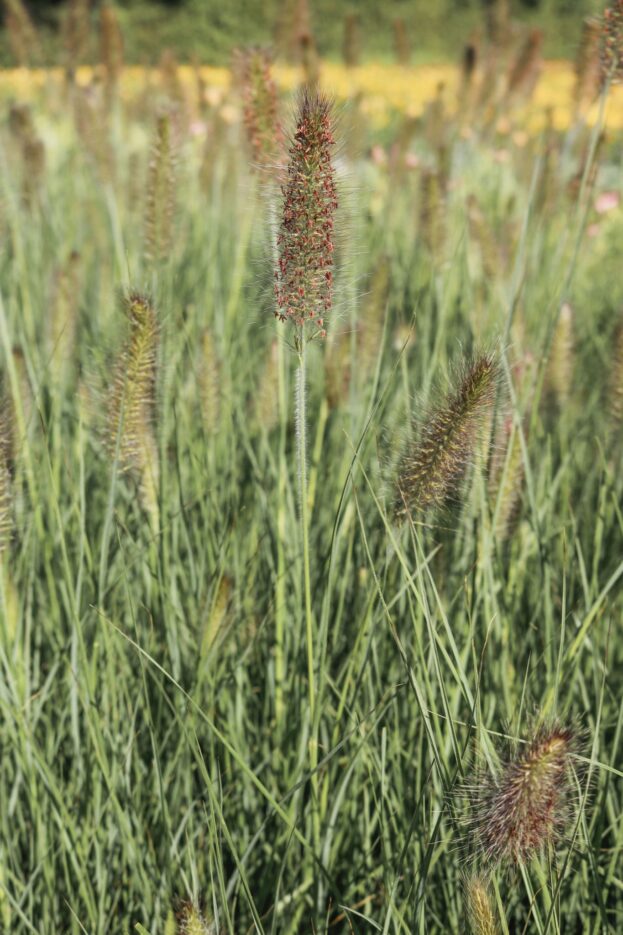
(602, 0, 623, 83)
(395, 352, 499, 517)
(275, 90, 338, 338)
(470, 725, 577, 867)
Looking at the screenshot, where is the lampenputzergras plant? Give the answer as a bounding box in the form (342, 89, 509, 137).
(274, 87, 338, 857)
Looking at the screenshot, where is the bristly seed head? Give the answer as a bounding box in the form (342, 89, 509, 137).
(395, 351, 499, 518)
(239, 47, 283, 170)
(469, 725, 577, 868)
(464, 874, 499, 935)
(275, 89, 338, 338)
(601, 1, 623, 84)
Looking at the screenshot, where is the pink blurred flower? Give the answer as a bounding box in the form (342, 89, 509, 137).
(189, 120, 208, 137)
(587, 223, 601, 238)
(370, 144, 387, 166)
(595, 190, 620, 214)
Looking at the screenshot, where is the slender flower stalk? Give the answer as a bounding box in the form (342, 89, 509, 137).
(396, 352, 499, 519)
(274, 89, 338, 847)
(469, 724, 578, 868)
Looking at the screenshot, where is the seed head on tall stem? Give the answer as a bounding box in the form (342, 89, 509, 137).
(275, 89, 338, 341)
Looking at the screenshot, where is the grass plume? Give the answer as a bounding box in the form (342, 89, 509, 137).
(144, 114, 176, 267)
(105, 291, 159, 529)
(465, 875, 500, 935)
(396, 351, 499, 518)
(468, 724, 578, 868)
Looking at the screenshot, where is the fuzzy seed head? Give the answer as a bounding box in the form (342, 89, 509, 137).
(106, 292, 159, 527)
(396, 352, 499, 517)
(575, 18, 602, 107)
(545, 302, 574, 407)
(465, 875, 499, 935)
(275, 90, 338, 337)
(0, 401, 13, 558)
(602, 1, 623, 84)
(177, 902, 215, 935)
(144, 114, 176, 266)
(239, 47, 283, 169)
(471, 725, 577, 867)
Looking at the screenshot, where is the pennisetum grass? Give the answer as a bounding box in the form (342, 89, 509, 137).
(467, 723, 579, 868)
(274, 88, 338, 854)
(105, 291, 160, 532)
(395, 352, 500, 520)
(144, 114, 176, 271)
(62, 0, 91, 86)
(239, 47, 283, 171)
(464, 874, 500, 935)
(99, 2, 124, 108)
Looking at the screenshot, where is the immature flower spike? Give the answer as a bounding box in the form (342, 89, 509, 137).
(144, 114, 175, 266)
(106, 292, 159, 528)
(275, 90, 338, 337)
(602, 1, 623, 83)
(465, 875, 499, 935)
(395, 352, 499, 517)
(471, 725, 577, 867)
(240, 47, 283, 169)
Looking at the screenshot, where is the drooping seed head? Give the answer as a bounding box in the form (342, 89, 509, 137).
(601, 1, 623, 84)
(470, 725, 577, 867)
(395, 351, 499, 518)
(275, 90, 338, 338)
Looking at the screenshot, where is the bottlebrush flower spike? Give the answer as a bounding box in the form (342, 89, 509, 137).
(601, 1, 623, 83)
(395, 352, 499, 518)
(470, 724, 578, 867)
(239, 47, 283, 169)
(464, 875, 499, 935)
(275, 90, 338, 338)
(0, 398, 13, 559)
(177, 902, 216, 935)
(106, 292, 159, 529)
(144, 114, 176, 266)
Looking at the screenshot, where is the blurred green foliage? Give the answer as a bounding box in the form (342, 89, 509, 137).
(0, 0, 605, 66)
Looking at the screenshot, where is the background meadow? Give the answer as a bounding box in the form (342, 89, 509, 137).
(0, 1, 622, 933)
